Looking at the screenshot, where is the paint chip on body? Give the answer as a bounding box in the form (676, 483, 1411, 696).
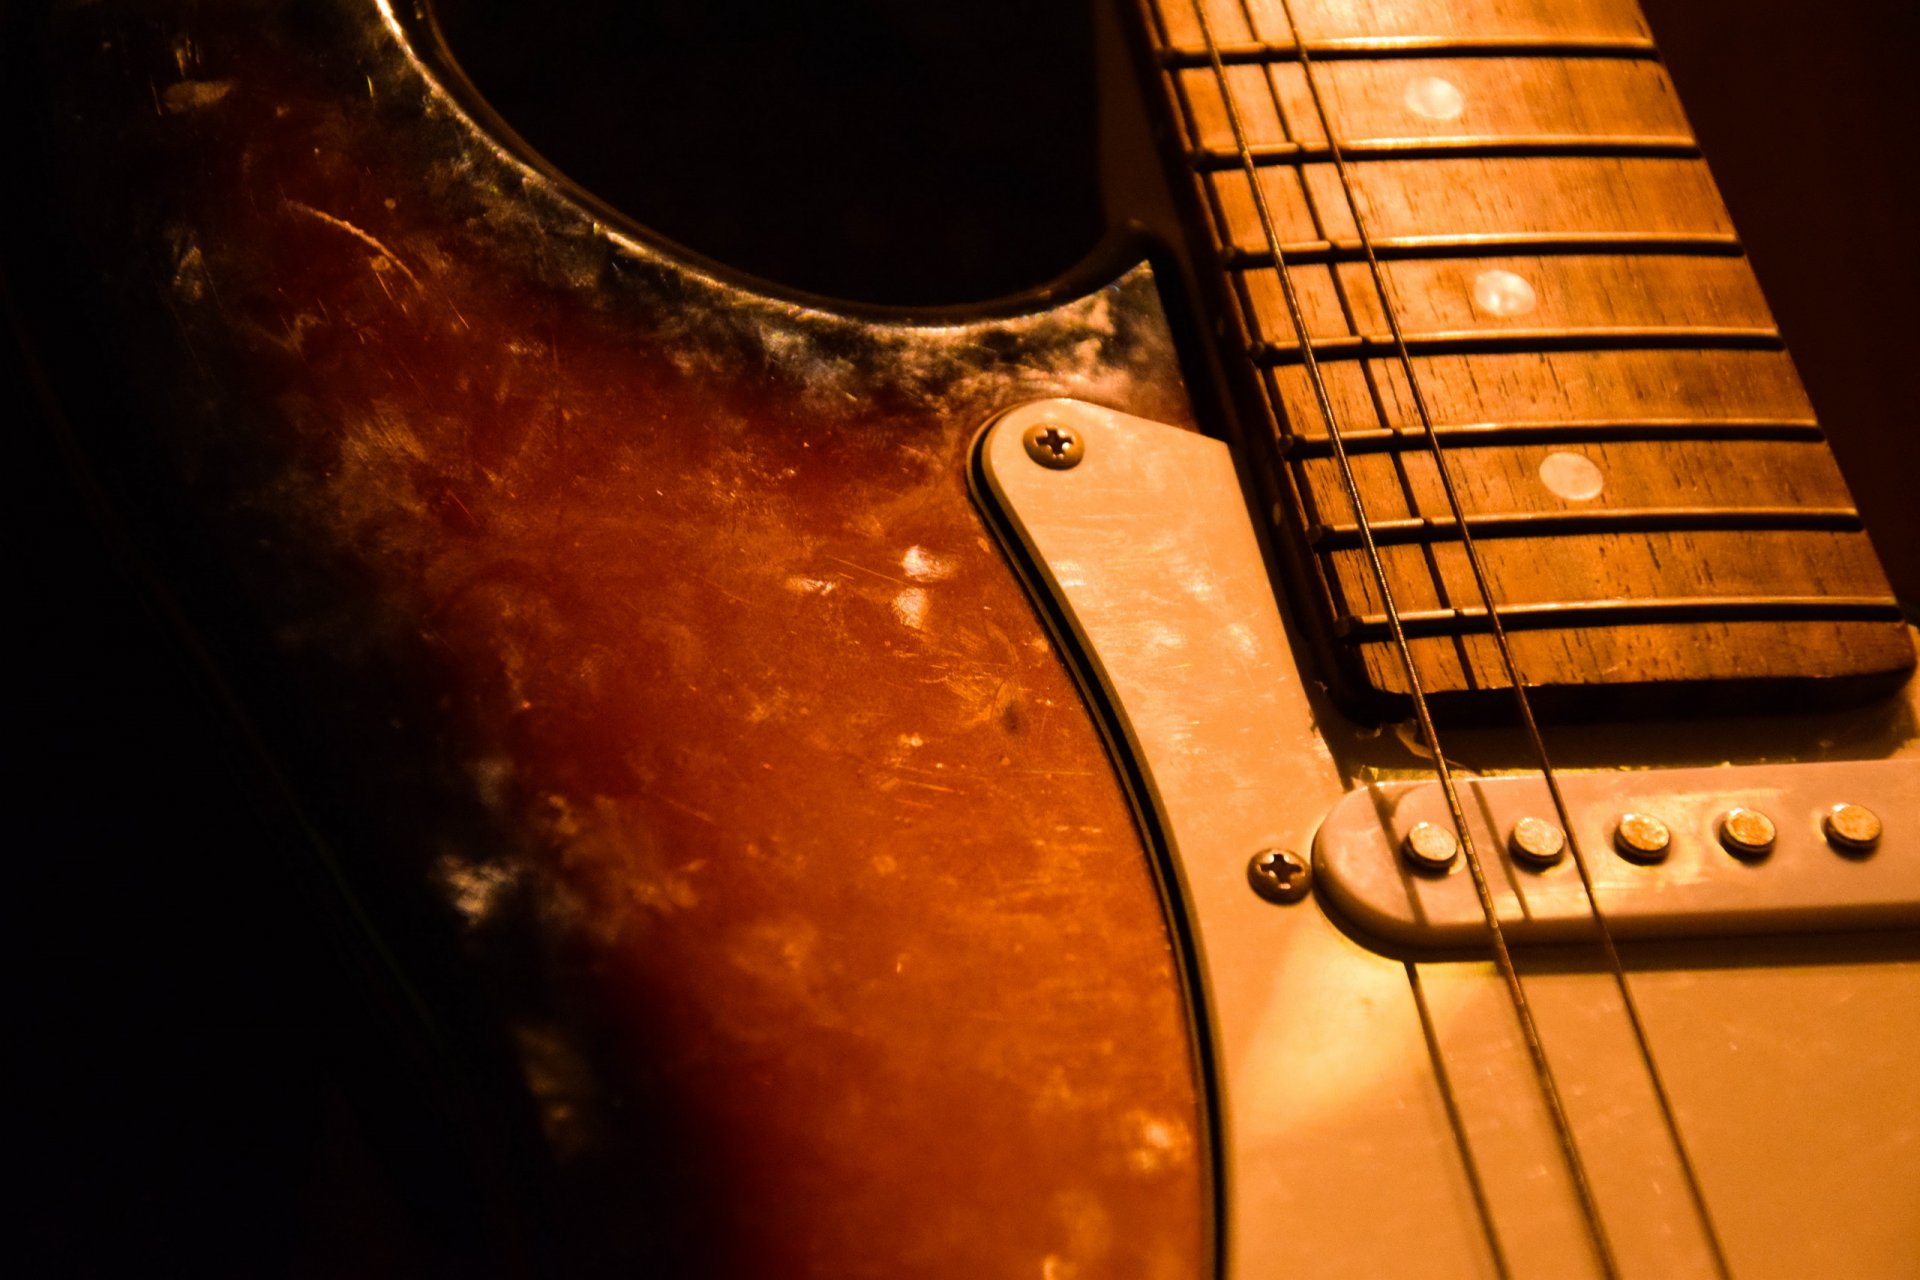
(891, 588, 930, 630)
(901, 545, 956, 581)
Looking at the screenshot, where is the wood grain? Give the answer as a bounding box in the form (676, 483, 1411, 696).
(1153, 0, 1652, 52)
(1139, 0, 1912, 709)
(1180, 57, 1692, 153)
(1239, 254, 1777, 344)
(1269, 349, 1816, 436)
(1296, 439, 1857, 527)
(1209, 157, 1733, 250)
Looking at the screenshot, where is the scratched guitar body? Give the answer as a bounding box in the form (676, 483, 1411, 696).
(18, 2, 1208, 1271)
(11, 0, 1917, 1276)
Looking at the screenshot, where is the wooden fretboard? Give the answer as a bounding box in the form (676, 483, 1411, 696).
(1134, 0, 1913, 710)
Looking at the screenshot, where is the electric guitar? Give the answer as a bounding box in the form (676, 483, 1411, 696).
(10, 0, 1918, 1275)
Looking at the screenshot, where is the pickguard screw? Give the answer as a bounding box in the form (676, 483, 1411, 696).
(1401, 821, 1459, 873)
(1508, 816, 1566, 869)
(1613, 812, 1671, 864)
(1717, 807, 1777, 860)
(1022, 422, 1085, 470)
(1248, 848, 1311, 904)
(1823, 803, 1882, 855)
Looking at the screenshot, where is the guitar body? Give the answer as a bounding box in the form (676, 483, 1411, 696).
(9, 0, 1915, 1276)
(17, 2, 1209, 1271)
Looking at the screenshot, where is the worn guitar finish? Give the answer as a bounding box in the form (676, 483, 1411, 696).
(25, 2, 1208, 1272)
(13, 0, 1918, 1275)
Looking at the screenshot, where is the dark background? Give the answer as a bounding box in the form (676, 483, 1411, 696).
(10, 1, 1916, 1273)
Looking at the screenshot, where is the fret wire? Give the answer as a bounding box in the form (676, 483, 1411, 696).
(1190, 137, 1702, 166)
(1226, 234, 1746, 265)
(1284, 419, 1825, 453)
(1309, 505, 1865, 547)
(1254, 327, 1786, 362)
(1183, 2, 1520, 1273)
(1161, 37, 1661, 66)
(1266, 2, 1733, 1270)
(1338, 595, 1905, 639)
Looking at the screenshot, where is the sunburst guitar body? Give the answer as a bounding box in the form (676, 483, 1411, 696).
(10, 0, 1917, 1275)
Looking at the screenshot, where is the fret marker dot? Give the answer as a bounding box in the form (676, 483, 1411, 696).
(1472, 269, 1537, 317)
(1539, 451, 1604, 502)
(1403, 75, 1465, 122)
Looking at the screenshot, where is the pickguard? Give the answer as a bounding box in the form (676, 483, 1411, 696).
(974, 398, 1920, 1278)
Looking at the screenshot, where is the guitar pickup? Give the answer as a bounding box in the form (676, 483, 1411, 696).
(1313, 758, 1920, 948)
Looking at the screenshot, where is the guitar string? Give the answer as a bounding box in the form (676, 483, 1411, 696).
(1263, 6, 1731, 1272)
(1404, 958, 1510, 1280)
(1221, 26, 1508, 1280)
(1180, 2, 1615, 1274)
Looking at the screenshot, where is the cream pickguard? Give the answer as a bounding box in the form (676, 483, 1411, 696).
(977, 397, 1920, 1278)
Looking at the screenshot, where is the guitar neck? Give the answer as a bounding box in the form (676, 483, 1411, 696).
(1130, 0, 1913, 714)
